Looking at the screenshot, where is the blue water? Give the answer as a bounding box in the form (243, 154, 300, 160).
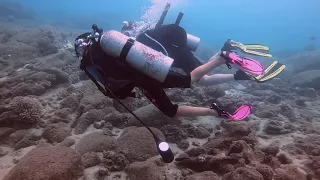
(17, 0, 320, 52)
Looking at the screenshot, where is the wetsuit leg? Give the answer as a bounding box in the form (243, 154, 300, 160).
(137, 70, 191, 117)
(142, 86, 179, 117)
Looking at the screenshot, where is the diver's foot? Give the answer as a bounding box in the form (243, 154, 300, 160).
(220, 51, 237, 64)
(221, 39, 235, 52)
(210, 103, 228, 118)
(220, 51, 265, 75)
(234, 70, 251, 81)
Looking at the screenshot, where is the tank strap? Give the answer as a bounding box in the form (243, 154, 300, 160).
(119, 38, 135, 60)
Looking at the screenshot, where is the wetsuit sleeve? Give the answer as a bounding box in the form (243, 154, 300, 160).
(142, 87, 178, 118)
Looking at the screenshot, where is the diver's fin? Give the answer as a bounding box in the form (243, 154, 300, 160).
(244, 44, 270, 51)
(248, 61, 286, 83)
(241, 49, 272, 58)
(222, 51, 265, 75)
(255, 61, 278, 80)
(258, 64, 286, 82)
(226, 104, 252, 121)
(210, 103, 252, 121)
(229, 40, 272, 58)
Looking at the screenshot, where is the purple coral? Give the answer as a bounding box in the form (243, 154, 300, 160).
(8, 96, 43, 124)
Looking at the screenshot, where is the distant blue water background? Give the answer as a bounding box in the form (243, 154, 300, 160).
(14, 0, 320, 52)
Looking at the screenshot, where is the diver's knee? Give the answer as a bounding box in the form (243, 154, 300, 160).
(196, 75, 209, 86)
(190, 74, 207, 86)
(161, 104, 178, 118)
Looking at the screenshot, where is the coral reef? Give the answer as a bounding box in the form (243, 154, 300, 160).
(3, 146, 83, 180)
(0, 96, 43, 127)
(75, 131, 117, 155)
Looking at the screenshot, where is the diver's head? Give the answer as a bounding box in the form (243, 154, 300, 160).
(123, 21, 129, 27)
(74, 32, 91, 59)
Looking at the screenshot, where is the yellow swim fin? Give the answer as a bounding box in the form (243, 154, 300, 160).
(247, 61, 286, 83)
(259, 64, 286, 82)
(244, 44, 270, 51)
(255, 61, 278, 80)
(229, 40, 272, 58)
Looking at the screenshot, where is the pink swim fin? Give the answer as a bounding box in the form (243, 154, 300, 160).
(210, 103, 252, 121)
(222, 51, 265, 76)
(225, 104, 252, 121)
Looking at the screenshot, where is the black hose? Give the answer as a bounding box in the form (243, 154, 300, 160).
(103, 83, 174, 163)
(105, 85, 158, 139)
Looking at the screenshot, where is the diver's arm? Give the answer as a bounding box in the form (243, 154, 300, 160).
(175, 106, 218, 117)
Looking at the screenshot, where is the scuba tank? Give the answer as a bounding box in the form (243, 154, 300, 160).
(100, 30, 174, 83)
(186, 33, 200, 52)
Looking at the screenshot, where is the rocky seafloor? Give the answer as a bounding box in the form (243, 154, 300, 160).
(0, 17, 320, 180)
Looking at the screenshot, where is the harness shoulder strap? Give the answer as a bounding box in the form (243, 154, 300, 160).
(79, 46, 108, 96)
(83, 67, 108, 96)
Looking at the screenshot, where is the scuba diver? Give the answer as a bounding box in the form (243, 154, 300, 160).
(75, 4, 285, 120)
(121, 21, 137, 37)
(77, 28, 242, 119)
(74, 4, 286, 164)
(121, 20, 152, 38)
(75, 25, 285, 121)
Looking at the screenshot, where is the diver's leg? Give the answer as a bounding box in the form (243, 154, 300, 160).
(175, 106, 217, 117)
(141, 84, 219, 118)
(196, 70, 252, 86)
(196, 74, 235, 86)
(190, 51, 227, 84)
(182, 52, 203, 74)
(142, 87, 181, 118)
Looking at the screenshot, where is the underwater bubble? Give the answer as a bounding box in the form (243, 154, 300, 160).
(128, 0, 187, 37)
